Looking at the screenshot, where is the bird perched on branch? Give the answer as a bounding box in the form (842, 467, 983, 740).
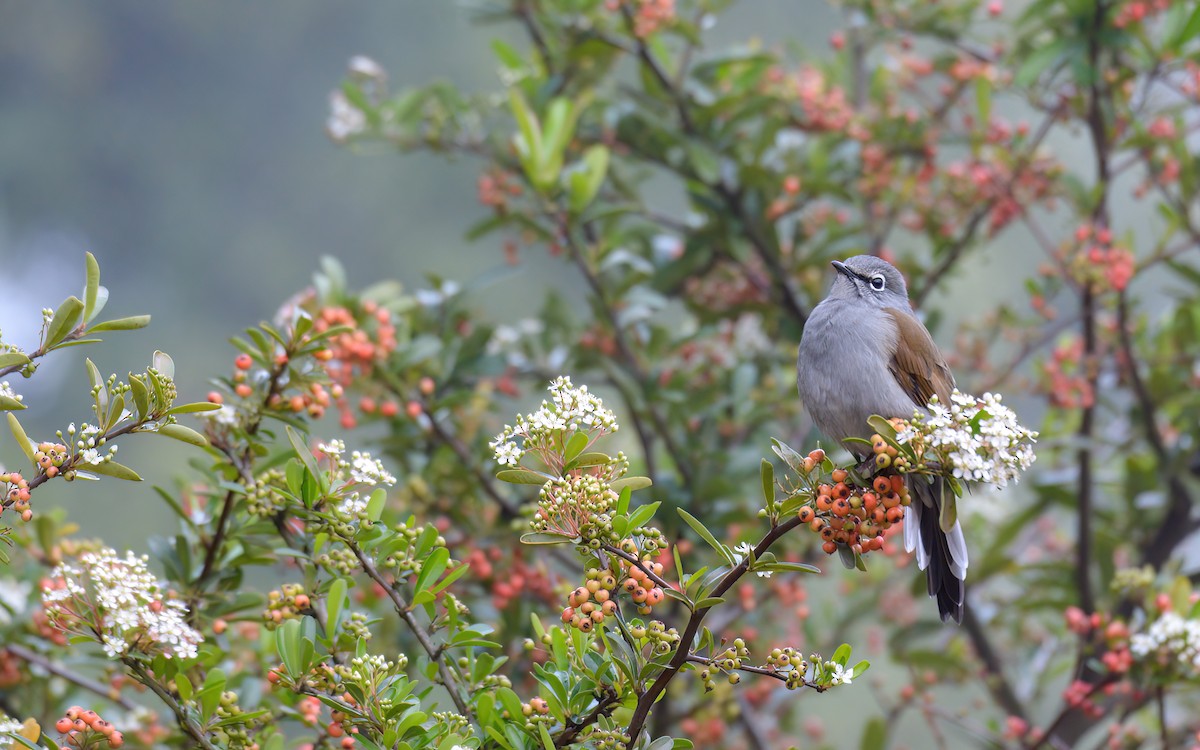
(796, 255, 968, 623)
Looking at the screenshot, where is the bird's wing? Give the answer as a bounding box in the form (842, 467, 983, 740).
(883, 308, 954, 408)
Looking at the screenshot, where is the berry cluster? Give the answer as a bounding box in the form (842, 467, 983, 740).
(53, 706, 124, 748)
(696, 639, 751, 691)
(794, 449, 910, 558)
(34, 441, 70, 478)
(1, 471, 32, 522)
(560, 544, 669, 632)
(626, 619, 681, 655)
(263, 584, 311, 629)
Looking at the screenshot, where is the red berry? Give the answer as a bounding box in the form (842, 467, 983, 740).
(235, 353, 253, 370)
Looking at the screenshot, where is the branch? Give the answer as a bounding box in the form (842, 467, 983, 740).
(553, 685, 620, 747)
(124, 658, 219, 750)
(346, 541, 472, 718)
(623, 516, 805, 744)
(7, 644, 139, 711)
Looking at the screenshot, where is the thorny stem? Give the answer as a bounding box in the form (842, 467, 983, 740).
(346, 540, 472, 719)
(623, 516, 804, 744)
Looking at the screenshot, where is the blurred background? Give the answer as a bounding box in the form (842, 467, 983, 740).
(0, 1, 842, 545)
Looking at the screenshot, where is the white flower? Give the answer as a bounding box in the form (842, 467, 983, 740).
(80, 449, 102, 466)
(41, 548, 203, 660)
(491, 377, 619, 468)
(201, 405, 240, 427)
(349, 451, 396, 487)
(1130, 612, 1200, 675)
(0, 382, 20, 404)
(0, 716, 26, 748)
(327, 90, 367, 142)
(828, 662, 853, 686)
(896, 390, 1038, 488)
(318, 439, 347, 458)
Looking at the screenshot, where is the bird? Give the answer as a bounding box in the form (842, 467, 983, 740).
(796, 255, 968, 623)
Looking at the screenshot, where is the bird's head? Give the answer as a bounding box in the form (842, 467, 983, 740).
(827, 255, 911, 308)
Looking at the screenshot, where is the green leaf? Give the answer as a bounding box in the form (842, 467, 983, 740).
(7, 413, 36, 467)
(164, 401, 222, 416)
(88, 315, 152, 333)
(538, 724, 556, 750)
(86, 460, 143, 481)
(414, 547, 450, 597)
(760, 458, 774, 507)
(1168, 3, 1200, 51)
(0, 352, 31, 369)
(859, 716, 887, 750)
(520, 532, 572, 545)
(609, 476, 652, 493)
(562, 430, 589, 465)
(850, 660, 871, 679)
(625, 501, 660, 532)
(157, 424, 210, 448)
(567, 451, 611, 469)
(677, 508, 735, 565)
(430, 560, 470, 595)
(568, 145, 610, 213)
(831, 643, 852, 666)
(287, 426, 321, 479)
(176, 672, 194, 702)
(83, 252, 101, 323)
(693, 596, 725, 609)
(365, 488, 387, 523)
(974, 76, 992, 125)
(326, 577, 348, 636)
(755, 561, 821, 575)
(496, 468, 554, 485)
(128, 375, 150, 419)
(45, 296, 84, 348)
(0, 395, 26, 411)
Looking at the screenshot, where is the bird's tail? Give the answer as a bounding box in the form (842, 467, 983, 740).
(903, 476, 968, 624)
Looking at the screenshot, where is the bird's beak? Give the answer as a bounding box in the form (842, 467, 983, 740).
(831, 260, 855, 280)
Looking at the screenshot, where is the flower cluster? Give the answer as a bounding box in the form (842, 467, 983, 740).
(490, 376, 619, 470)
(42, 548, 203, 660)
(317, 439, 396, 516)
(895, 390, 1038, 488)
(1130, 612, 1200, 677)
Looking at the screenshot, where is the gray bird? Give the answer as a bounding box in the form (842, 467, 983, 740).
(796, 255, 968, 623)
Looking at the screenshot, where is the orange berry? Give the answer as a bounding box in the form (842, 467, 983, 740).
(213, 618, 227, 635)
(873, 476, 890, 494)
(328, 722, 345, 737)
(862, 492, 878, 512)
(822, 541, 837, 554)
(358, 397, 377, 414)
(294, 594, 310, 609)
(809, 518, 824, 532)
(406, 401, 422, 419)
(798, 506, 814, 523)
(419, 377, 435, 395)
(831, 469, 848, 483)
(235, 383, 253, 398)
(109, 732, 125, 749)
(341, 738, 355, 750)
(56, 718, 74, 734)
(647, 587, 665, 605)
(235, 353, 253, 370)
(832, 499, 850, 517)
(206, 391, 224, 404)
(886, 507, 904, 523)
(815, 495, 832, 512)
(833, 482, 851, 499)
(808, 449, 825, 463)
(889, 476, 906, 494)
(379, 401, 399, 417)
(561, 607, 575, 623)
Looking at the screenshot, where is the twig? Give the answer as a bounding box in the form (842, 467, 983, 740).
(961, 605, 1027, 720)
(346, 541, 472, 718)
(553, 685, 620, 747)
(7, 644, 138, 711)
(623, 516, 804, 744)
(124, 658, 219, 750)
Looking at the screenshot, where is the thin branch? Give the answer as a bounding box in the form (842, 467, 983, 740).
(623, 516, 804, 744)
(124, 658, 219, 750)
(961, 605, 1027, 720)
(7, 644, 139, 711)
(346, 540, 472, 718)
(553, 685, 620, 747)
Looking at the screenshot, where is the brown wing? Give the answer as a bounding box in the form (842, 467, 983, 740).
(884, 308, 954, 408)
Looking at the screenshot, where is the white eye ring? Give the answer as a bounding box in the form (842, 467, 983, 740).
(870, 274, 886, 291)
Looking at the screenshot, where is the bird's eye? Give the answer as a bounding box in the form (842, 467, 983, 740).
(870, 274, 886, 291)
